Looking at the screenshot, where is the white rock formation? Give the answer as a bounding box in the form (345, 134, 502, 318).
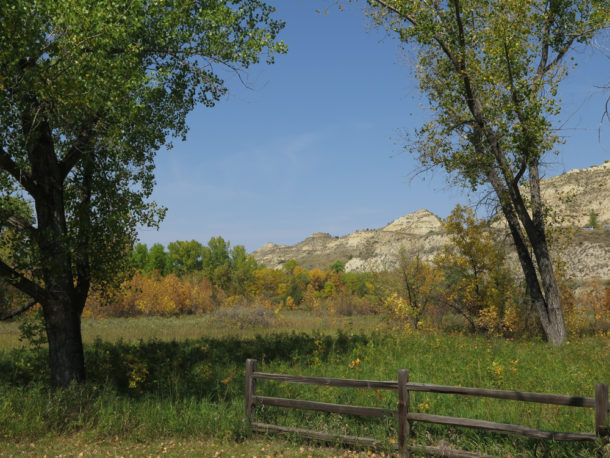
(251, 163, 610, 280)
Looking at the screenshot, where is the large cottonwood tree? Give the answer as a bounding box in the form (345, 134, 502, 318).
(0, 0, 285, 386)
(366, 0, 608, 345)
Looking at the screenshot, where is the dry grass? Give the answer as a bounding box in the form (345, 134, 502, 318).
(0, 435, 392, 457)
(0, 311, 384, 350)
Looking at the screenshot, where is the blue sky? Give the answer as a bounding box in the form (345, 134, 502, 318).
(138, 0, 610, 252)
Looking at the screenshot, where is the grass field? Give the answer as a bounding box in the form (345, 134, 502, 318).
(0, 311, 609, 457)
(0, 310, 384, 350)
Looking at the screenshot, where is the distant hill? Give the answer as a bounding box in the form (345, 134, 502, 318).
(252, 162, 610, 281)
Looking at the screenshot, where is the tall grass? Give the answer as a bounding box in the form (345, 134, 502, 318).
(0, 321, 608, 456)
(254, 333, 610, 456)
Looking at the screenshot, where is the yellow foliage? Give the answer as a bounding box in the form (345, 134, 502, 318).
(285, 296, 297, 310)
(247, 268, 283, 298)
(384, 292, 416, 333)
(307, 268, 328, 291)
(434, 206, 521, 335)
(123, 354, 148, 389)
(349, 357, 361, 369)
(476, 306, 501, 335)
(224, 295, 243, 308)
(302, 284, 320, 310)
(85, 271, 215, 317)
(567, 280, 610, 337)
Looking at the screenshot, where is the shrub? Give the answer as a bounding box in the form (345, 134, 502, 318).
(84, 272, 215, 318)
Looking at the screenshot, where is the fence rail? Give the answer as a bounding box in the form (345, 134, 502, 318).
(245, 359, 610, 457)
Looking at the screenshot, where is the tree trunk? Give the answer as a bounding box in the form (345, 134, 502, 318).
(27, 112, 87, 386)
(42, 296, 86, 386)
(526, 163, 567, 345)
(487, 168, 566, 345)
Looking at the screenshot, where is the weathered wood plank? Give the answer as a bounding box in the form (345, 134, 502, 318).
(252, 371, 396, 390)
(245, 359, 257, 423)
(254, 395, 396, 418)
(398, 369, 410, 457)
(405, 382, 596, 408)
(595, 383, 609, 438)
(253, 371, 599, 408)
(251, 422, 379, 448)
(407, 412, 597, 441)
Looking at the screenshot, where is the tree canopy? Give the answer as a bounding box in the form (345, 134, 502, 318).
(0, 0, 285, 386)
(365, 0, 609, 345)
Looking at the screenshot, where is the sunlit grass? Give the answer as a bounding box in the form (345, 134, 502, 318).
(0, 310, 384, 350)
(254, 333, 610, 456)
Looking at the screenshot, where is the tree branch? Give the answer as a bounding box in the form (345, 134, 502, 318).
(542, 37, 577, 74)
(59, 124, 95, 181)
(450, 0, 480, 116)
(6, 214, 39, 242)
(0, 258, 46, 303)
(535, 4, 553, 78)
(535, 4, 577, 78)
(528, 161, 545, 228)
(513, 160, 528, 186)
(73, 157, 94, 312)
(372, 0, 462, 71)
(0, 299, 38, 321)
(504, 41, 522, 112)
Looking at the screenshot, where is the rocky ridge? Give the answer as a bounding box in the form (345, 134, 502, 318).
(540, 162, 610, 227)
(252, 163, 610, 280)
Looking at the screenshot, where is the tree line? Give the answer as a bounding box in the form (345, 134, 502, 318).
(82, 209, 609, 338)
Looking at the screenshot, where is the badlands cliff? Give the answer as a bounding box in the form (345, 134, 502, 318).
(252, 162, 610, 280)
(253, 209, 448, 272)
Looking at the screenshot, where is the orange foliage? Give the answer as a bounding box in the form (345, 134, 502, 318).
(84, 272, 215, 317)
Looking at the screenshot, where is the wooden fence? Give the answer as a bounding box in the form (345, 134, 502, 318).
(245, 359, 610, 457)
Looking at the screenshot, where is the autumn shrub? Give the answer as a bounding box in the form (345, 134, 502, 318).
(307, 268, 329, 291)
(246, 268, 283, 301)
(301, 284, 321, 311)
(331, 292, 375, 316)
(580, 281, 610, 336)
(84, 272, 215, 318)
(433, 207, 525, 336)
(223, 294, 245, 308)
(381, 252, 442, 331)
(383, 292, 418, 333)
(564, 280, 610, 337)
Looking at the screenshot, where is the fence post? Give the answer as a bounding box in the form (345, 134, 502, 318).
(398, 369, 410, 457)
(245, 359, 258, 427)
(595, 382, 609, 455)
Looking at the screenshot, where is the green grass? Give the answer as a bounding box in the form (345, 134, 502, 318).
(254, 333, 610, 456)
(0, 314, 608, 457)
